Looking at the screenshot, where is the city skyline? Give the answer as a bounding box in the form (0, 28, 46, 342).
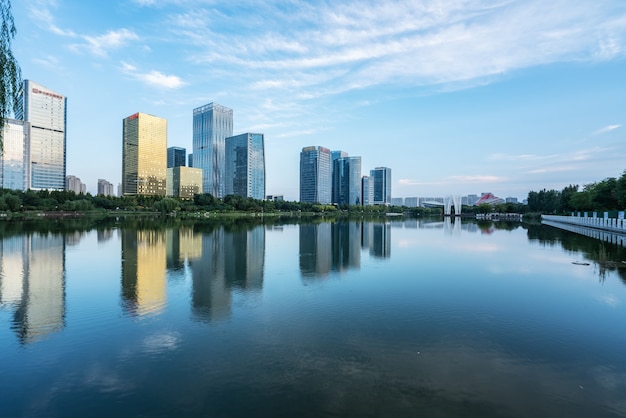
(10, 1, 626, 200)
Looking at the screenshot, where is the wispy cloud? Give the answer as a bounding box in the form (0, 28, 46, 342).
(71, 29, 139, 57)
(120, 61, 187, 89)
(170, 0, 626, 102)
(593, 124, 621, 135)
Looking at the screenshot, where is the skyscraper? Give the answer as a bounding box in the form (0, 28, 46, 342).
(188, 153, 193, 168)
(371, 167, 391, 205)
(225, 133, 266, 200)
(167, 166, 202, 200)
(167, 146, 186, 168)
(300, 146, 331, 204)
(17, 80, 66, 190)
(331, 150, 348, 204)
(0, 119, 30, 191)
(66, 175, 86, 194)
(122, 112, 167, 196)
(332, 156, 362, 206)
(192, 103, 233, 197)
(97, 179, 115, 196)
(361, 176, 373, 206)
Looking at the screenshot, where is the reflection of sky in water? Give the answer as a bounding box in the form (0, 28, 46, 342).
(1, 220, 626, 417)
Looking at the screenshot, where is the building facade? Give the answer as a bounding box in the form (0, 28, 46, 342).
(66, 175, 86, 194)
(300, 146, 331, 204)
(167, 166, 202, 200)
(332, 156, 362, 206)
(97, 179, 115, 196)
(167, 147, 186, 168)
(0, 119, 30, 191)
(362, 176, 374, 206)
(122, 112, 167, 196)
(188, 153, 193, 168)
(225, 133, 266, 200)
(192, 103, 233, 197)
(16, 80, 66, 190)
(371, 167, 391, 205)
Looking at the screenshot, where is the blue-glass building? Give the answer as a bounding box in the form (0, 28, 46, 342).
(332, 156, 362, 206)
(300, 146, 331, 204)
(225, 133, 266, 200)
(192, 103, 233, 197)
(0, 119, 30, 191)
(361, 175, 373, 206)
(167, 146, 186, 168)
(370, 167, 391, 205)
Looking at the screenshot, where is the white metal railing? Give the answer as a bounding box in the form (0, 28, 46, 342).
(542, 213, 626, 233)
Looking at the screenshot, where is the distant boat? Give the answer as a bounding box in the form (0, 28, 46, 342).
(572, 261, 590, 266)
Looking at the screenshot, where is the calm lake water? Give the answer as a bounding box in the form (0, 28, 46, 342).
(1, 217, 626, 417)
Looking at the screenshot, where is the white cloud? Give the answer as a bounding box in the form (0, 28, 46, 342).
(593, 124, 621, 135)
(120, 62, 187, 89)
(73, 29, 139, 57)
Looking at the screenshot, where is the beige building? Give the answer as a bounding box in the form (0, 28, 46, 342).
(167, 166, 202, 199)
(122, 112, 167, 196)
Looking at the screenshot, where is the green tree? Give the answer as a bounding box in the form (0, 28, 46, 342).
(0, 0, 22, 148)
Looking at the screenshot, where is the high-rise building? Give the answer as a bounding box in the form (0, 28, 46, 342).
(66, 175, 86, 194)
(0, 119, 30, 191)
(188, 153, 193, 168)
(300, 146, 331, 204)
(16, 80, 66, 190)
(331, 150, 348, 204)
(167, 147, 186, 168)
(225, 133, 266, 200)
(97, 179, 115, 196)
(192, 103, 233, 197)
(332, 156, 362, 206)
(371, 167, 391, 205)
(167, 166, 202, 200)
(362, 176, 374, 206)
(122, 112, 167, 196)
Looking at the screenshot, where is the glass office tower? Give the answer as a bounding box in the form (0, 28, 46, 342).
(17, 80, 66, 190)
(0, 119, 30, 190)
(192, 103, 233, 197)
(300, 146, 332, 204)
(371, 166, 392, 205)
(333, 156, 362, 206)
(122, 112, 167, 196)
(167, 146, 186, 168)
(225, 133, 266, 200)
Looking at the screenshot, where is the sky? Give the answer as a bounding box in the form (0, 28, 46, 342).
(11, 0, 626, 201)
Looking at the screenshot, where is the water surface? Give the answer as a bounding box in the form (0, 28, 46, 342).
(1, 218, 626, 417)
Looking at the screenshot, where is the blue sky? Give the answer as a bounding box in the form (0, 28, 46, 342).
(12, 0, 626, 200)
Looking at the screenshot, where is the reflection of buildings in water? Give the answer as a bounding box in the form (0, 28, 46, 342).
(443, 217, 462, 236)
(190, 226, 265, 322)
(64, 231, 85, 246)
(166, 227, 202, 272)
(403, 219, 418, 229)
(97, 228, 114, 243)
(300, 223, 331, 277)
(462, 222, 479, 233)
(362, 222, 391, 258)
(300, 222, 362, 277)
(331, 222, 361, 272)
(121, 229, 167, 316)
(0, 234, 65, 344)
(224, 226, 265, 290)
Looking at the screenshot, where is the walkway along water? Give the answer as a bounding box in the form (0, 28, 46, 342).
(542, 213, 626, 248)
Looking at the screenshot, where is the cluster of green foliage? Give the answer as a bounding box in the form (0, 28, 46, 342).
(0, 0, 22, 148)
(0, 188, 440, 216)
(527, 170, 626, 214)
